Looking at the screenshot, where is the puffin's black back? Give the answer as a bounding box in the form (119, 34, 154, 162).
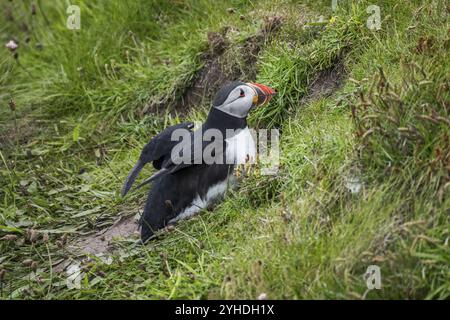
(141, 121, 194, 169)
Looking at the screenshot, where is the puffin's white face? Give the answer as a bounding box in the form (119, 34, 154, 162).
(214, 84, 257, 118)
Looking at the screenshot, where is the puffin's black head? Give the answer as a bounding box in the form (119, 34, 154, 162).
(213, 81, 276, 118)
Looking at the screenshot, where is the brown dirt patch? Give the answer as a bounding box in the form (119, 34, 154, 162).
(76, 214, 140, 256)
(304, 60, 346, 102)
(0, 117, 39, 151)
(144, 15, 283, 115)
(180, 16, 283, 111)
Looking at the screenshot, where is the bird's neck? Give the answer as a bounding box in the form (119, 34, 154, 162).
(204, 107, 247, 135)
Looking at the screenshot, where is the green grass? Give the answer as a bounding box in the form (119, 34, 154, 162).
(0, 0, 449, 299)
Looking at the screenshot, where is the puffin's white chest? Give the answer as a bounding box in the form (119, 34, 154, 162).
(168, 178, 233, 224)
(225, 127, 256, 164)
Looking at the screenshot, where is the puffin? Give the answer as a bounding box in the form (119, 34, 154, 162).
(121, 81, 276, 242)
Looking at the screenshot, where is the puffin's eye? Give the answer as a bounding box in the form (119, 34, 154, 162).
(239, 89, 245, 97)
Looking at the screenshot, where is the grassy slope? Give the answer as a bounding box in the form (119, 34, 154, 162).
(0, 0, 448, 299)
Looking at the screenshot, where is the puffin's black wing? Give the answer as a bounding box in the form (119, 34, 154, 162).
(134, 127, 229, 190)
(121, 121, 194, 196)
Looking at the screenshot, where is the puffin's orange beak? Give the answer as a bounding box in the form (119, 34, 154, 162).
(248, 83, 277, 106)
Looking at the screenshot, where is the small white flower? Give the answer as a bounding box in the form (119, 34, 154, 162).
(257, 293, 268, 300)
(66, 262, 82, 290)
(96, 253, 113, 265)
(346, 176, 363, 194)
(5, 40, 18, 51)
